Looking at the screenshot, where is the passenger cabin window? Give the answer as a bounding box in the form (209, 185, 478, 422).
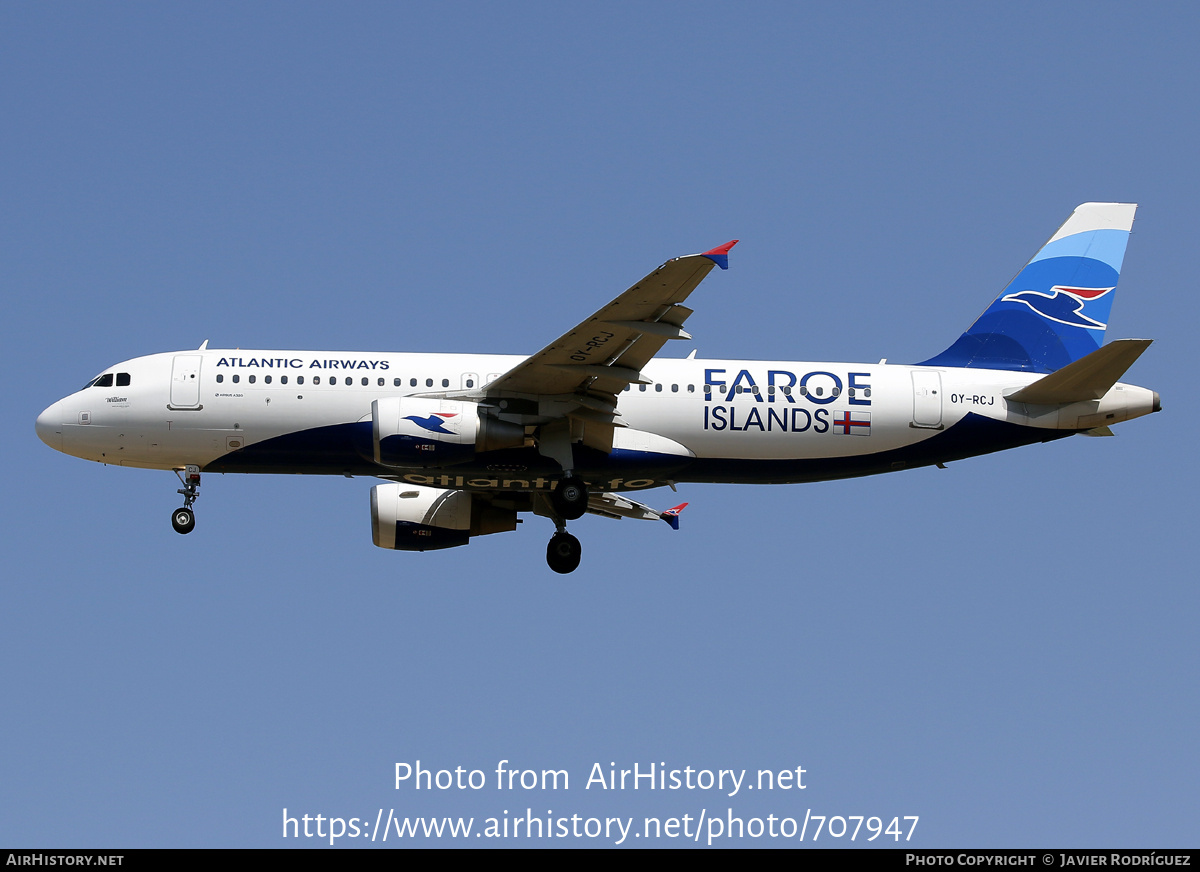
(248, 375, 256, 384)
(232, 374, 240, 384)
(426, 378, 433, 387)
(410, 378, 417, 387)
(393, 378, 401, 386)
(281, 375, 288, 384)
(216, 374, 224, 383)
(264, 375, 272, 384)
(441, 378, 449, 388)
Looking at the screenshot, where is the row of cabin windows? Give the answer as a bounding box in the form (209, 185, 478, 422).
(623, 383, 871, 398)
(87, 373, 132, 388)
(215, 374, 476, 388)
(84, 371, 868, 400)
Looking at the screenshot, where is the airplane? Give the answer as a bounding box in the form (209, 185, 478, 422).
(35, 203, 1159, 573)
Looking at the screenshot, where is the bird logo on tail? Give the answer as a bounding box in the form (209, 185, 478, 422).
(1001, 285, 1115, 330)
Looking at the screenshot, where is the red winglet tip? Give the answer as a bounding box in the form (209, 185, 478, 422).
(702, 240, 738, 257)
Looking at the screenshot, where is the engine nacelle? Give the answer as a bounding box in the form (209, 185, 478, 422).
(372, 397, 524, 468)
(370, 483, 518, 551)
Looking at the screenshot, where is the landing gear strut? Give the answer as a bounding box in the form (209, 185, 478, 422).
(171, 465, 200, 535)
(540, 486, 585, 575)
(536, 475, 589, 573)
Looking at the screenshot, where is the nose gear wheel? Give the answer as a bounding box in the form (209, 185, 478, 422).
(171, 465, 201, 535)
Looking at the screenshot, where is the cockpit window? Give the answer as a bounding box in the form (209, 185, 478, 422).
(88, 374, 114, 388)
(116, 373, 131, 387)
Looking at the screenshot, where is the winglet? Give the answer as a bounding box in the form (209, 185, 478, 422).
(701, 240, 739, 270)
(660, 502, 689, 530)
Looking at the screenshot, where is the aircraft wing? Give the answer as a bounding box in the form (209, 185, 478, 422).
(484, 241, 737, 400)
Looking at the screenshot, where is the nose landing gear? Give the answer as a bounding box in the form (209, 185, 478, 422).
(171, 465, 201, 535)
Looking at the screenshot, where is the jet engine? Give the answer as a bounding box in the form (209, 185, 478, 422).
(370, 482, 518, 551)
(372, 397, 524, 468)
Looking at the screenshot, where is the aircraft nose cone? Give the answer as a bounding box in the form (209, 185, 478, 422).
(36, 401, 64, 451)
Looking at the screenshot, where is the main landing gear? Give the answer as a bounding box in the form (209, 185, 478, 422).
(544, 475, 589, 573)
(550, 473, 588, 520)
(171, 465, 201, 535)
(547, 530, 582, 574)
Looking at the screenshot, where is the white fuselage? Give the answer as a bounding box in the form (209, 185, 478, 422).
(36, 348, 1158, 493)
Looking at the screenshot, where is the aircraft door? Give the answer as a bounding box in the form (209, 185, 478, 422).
(911, 371, 943, 429)
(170, 355, 203, 409)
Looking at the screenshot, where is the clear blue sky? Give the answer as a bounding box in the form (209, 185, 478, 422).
(3, 2, 1196, 847)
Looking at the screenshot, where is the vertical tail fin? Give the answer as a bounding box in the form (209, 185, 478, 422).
(919, 203, 1137, 373)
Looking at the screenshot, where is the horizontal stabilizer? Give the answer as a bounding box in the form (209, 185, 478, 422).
(1006, 339, 1152, 405)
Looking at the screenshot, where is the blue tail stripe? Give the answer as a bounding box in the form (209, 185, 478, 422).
(1029, 228, 1130, 271)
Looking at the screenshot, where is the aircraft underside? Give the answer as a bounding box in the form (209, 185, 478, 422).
(202, 412, 1068, 485)
(180, 412, 1075, 573)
